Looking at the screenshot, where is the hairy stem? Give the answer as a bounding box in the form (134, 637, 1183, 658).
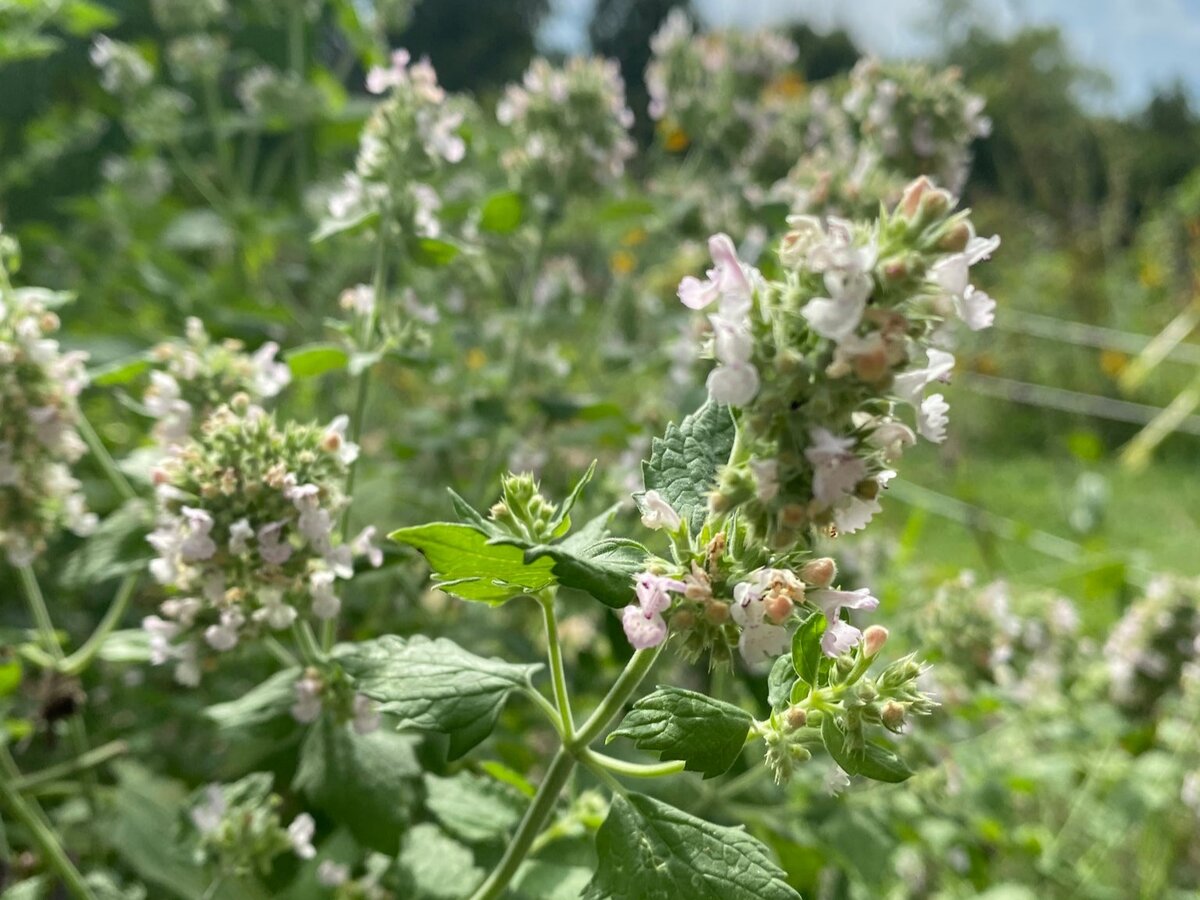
(469, 645, 662, 900)
(0, 748, 97, 900)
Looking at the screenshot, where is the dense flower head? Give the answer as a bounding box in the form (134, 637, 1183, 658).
(143, 317, 290, 448)
(0, 252, 96, 566)
(914, 572, 1083, 706)
(496, 56, 635, 194)
(646, 10, 798, 163)
(678, 177, 999, 551)
(144, 401, 380, 684)
(840, 58, 991, 195)
(187, 774, 315, 876)
(1104, 576, 1200, 715)
(327, 49, 472, 237)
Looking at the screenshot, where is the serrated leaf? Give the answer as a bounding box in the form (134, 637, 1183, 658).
(820, 713, 913, 784)
(337, 635, 540, 759)
(640, 399, 736, 535)
(582, 793, 800, 900)
(512, 537, 646, 609)
(480, 190, 524, 234)
(390, 522, 556, 605)
(608, 686, 751, 779)
(285, 343, 349, 378)
(294, 716, 422, 852)
(60, 500, 153, 588)
(396, 825, 482, 900)
(791, 613, 825, 688)
(423, 772, 525, 843)
(205, 668, 299, 731)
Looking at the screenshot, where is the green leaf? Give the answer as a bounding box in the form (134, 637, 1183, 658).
(411, 237, 460, 267)
(423, 772, 525, 843)
(60, 0, 119, 35)
(284, 343, 349, 378)
(390, 522, 556, 605)
(395, 825, 482, 900)
(640, 399, 736, 535)
(90, 354, 150, 386)
(791, 613, 826, 688)
(548, 459, 596, 537)
(512, 537, 646, 609)
(512, 861, 593, 900)
(607, 686, 752, 779)
(60, 500, 153, 588)
(337, 635, 540, 759)
(0, 658, 22, 698)
(820, 713, 913, 784)
(446, 487, 501, 536)
(311, 208, 378, 243)
(583, 793, 801, 900)
(294, 716, 422, 853)
(767, 655, 797, 713)
(480, 190, 524, 234)
(205, 668, 299, 731)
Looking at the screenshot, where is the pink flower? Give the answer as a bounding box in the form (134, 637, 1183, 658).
(809, 587, 880, 657)
(621, 572, 686, 650)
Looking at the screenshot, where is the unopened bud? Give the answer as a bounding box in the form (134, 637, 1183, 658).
(899, 176, 935, 219)
(230, 391, 251, 413)
(671, 610, 695, 631)
(704, 601, 730, 625)
(855, 478, 881, 501)
(938, 221, 971, 252)
(785, 706, 808, 729)
(883, 259, 908, 282)
(489, 502, 508, 520)
(778, 504, 807, 529)
(801, 557, 837, 588)
(862, 625, 889, 657)
(881, 700, 906, 732)
(765, 593, 794, 624)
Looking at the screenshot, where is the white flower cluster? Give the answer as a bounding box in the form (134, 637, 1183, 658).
(188, 775, 317, 875)
(144, 401, 380, 685)
(841, 59, 991, 195)
(291, 667, 379, 733)
(0, 257, 96, 566)
(89, 35, 153, 96)
(497, 56, 635, 194)
(327, 50, 470, 237)
(679, 177, 998, 547)
(645, 10, 798, 163)
(144, 317, 290, 449)
(1104, 576, 1200, 714)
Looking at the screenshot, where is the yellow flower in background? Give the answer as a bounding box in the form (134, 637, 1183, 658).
(659, 120, 690, 153)
(466, 347, 487, 371)
(1139, 259, 1165, 288)
(610, 249, 637, 276)
(621, 227, 648, 247)
(1100, 349, 1128, 377)
(764, 71, 807, 100)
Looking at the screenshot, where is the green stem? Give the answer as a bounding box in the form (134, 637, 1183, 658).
(0, 748, 97, 900)
(326, 222, 390, 653)
(60, 575, 138, 676)
(76, 411, 136, 502)
(522, 687, 563, 734)
(292, 620, 324, 665)
(17, 566, 98, 813)
(469, 645, 662, 900)
(467, 748, 576, 900)
(10, 741, 128, 794)
(538, 590, 574, 740)
(581, 749, 683, 779)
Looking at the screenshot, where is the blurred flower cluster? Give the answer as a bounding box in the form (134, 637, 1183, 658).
(0, 230, 96, 566)
(497, 57, 636, 197)
(144, 399, 380, 684)
(328, 50, 473, 238)
(143, 317, 290, 449)
(187, 774, 316, 876)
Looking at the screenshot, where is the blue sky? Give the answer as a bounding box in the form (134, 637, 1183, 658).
(542, 0, 1200, 111)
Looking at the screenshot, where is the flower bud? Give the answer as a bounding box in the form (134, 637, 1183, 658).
(801, 557, 837, 588)
(704, 601, 730, 625)
(862, 625, 889, 657)
(937, 221, 971, 253)
(899, 176, 934, 219)
(670, 609, 695, 631)
(881, 700, 906, 732)
(765, 592, 794, 624)
(785, 706, 808, 730)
